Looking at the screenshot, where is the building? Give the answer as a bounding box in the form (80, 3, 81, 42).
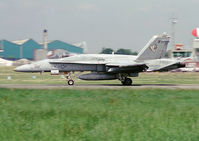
(183, 39, 199, 71)
(168, 44, 192, 59)
(191, 39, 199, 61)
(47, 40, 83, 54)
(0, 39, 41, 60)
(0, 39, 84, 60)
(168, 39, 199, 72)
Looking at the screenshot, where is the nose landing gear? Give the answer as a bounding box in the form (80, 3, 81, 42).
(65, 72, 75, 86)
(68, 79, 74, 85)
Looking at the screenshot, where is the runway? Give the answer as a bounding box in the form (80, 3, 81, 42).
(0, 84, 199, 89)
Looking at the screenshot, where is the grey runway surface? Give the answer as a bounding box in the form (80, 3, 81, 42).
(0, 84, 199, 89)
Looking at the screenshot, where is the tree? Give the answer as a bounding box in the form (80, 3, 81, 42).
(131, 52, 138, 55)
(100, 48, 114, 54)
(115, 49, 138, 55)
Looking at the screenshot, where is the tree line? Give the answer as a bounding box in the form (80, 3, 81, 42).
(100, 48, 138, 55)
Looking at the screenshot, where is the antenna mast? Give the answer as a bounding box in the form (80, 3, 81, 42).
(43, 29, 48, 50)
(170, 16, 178, 49)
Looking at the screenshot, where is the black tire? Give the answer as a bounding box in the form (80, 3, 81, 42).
(122, 78, 132, 86)
(68, 79, 74, 85)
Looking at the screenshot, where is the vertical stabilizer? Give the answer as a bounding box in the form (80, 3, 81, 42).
(136, 33, 170, 61)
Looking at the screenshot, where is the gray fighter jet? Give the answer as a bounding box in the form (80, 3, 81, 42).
(15, 33, 185, 85)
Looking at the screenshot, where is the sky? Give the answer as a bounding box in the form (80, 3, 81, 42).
(0, 0, 199, 53)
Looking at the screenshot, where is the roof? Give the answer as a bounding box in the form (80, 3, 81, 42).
(11, 39, 30, 45)
(0, 58, 13, 63)
(39, 40, 84, 48)
(39, 40, 55, 45)
(73, 41, 87, 49)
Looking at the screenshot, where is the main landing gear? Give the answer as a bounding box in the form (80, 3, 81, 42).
(118, 74, 133, 86)
(122, 78, 132, 86)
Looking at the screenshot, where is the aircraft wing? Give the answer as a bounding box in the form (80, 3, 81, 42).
(106, 62, 148, 73)
(50, 59, 148, 73)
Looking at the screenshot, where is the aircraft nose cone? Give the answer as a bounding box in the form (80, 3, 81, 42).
(14, 67, 18, 72)
(14, 66, 24, 72)
(14, 64, 32, 72)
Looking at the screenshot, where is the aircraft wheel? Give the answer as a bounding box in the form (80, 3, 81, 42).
(68, 79, 74, 85)
(122, 78, 132, 86)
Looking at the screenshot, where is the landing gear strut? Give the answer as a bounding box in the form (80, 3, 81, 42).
(118, 74, 132, 86)
(65, 72, 75, 86)
(122, 78, 132, 86)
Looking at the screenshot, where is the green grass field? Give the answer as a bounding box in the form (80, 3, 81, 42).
(1, 88, 199, 141)
(1, 66, 199, 140)
(1, 66, 199, 85)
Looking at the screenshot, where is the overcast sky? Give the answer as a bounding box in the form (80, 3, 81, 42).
(0, 0, 198, 53)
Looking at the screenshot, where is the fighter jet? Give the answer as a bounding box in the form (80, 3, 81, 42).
(15, 33, 185, 86)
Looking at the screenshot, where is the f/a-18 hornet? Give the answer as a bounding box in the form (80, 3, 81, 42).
(15, 33, 185, 86)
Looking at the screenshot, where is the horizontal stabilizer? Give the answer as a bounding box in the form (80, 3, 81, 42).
(149, 62, 185, 72)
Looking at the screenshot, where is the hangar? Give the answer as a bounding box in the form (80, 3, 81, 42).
(47, 40, 83, 54)
(0, 39, 84, 60)
(0, 39, 41, 60)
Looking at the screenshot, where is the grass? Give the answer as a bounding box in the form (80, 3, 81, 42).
(1, 66, 199, 85)
(0, 88, 199, 140)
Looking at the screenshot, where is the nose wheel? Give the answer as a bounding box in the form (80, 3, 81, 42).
(68, 79, 74, 85)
